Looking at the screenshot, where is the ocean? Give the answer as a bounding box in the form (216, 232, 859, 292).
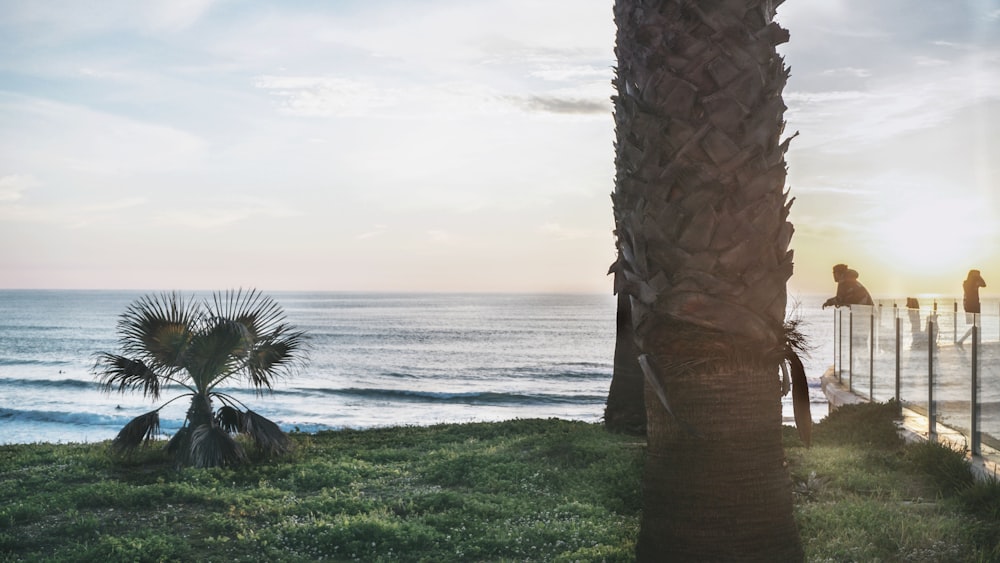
(0, 290, 835, 445)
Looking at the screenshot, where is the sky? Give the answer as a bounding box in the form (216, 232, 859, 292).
(0, 0, 998, 298)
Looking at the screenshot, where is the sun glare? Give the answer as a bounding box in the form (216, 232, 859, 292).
(869, 201, 995, 276)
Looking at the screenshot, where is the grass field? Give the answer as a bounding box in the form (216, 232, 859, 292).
(2, 403, 998, 562)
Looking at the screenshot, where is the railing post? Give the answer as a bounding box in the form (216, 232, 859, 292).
(928, 315, 936, 442)
(953, 301, 958, 343)
(849, 308, 854, 392)
(870, 307, 875, 401)
(835, 307, 841, 382)
(896, 315, 903, 405)
(972, 323, 981, 456)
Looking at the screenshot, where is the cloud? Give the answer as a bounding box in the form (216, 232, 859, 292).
(0, 195, 146, 229)
(506, 95, 609, 115)
(426, 229, 454, 244)
(0, 174, 38, 202)
(356, 225, 388, 240)
(529, 64, 610, 82)
(143, 0, 217, 31)
(785, 54, 1000, 152)
(820, 67, 872, 78)
(539, 223, 595, 241)
(914, 56, 949, 67)
(254, 75, 399, 118)
(0, 0, 218, 40)
(152, 197, 301, 230)
(0, 94, 208, 176)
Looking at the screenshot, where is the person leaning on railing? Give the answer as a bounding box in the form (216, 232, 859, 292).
(822, 263, 875, 309)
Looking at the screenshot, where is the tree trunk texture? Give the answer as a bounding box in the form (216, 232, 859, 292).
(637, 325, 800, 561)
(187, 393, 214, 429)
(605, 292, 647, 435)
(611, 0, 801, 559)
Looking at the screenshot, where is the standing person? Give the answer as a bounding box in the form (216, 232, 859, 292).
(958, 269, 987, 345)
(906, 297, 926, 349)
(822, 264, 874, 309)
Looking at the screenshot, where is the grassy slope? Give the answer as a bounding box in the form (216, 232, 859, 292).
(1, 406, 998, 562)
(0, 419, 643, 562)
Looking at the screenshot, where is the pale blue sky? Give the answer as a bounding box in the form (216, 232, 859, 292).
(1, 1, 998, 297)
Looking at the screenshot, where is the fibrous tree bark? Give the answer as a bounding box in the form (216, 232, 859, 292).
(611, 0, 802, 559)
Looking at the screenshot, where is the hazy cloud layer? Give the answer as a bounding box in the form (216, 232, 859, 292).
(0, 0, 996, 294)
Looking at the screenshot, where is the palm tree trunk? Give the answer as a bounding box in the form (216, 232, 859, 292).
(610, 0, 802, 558)
(187, 393, 213, 429)
(637, 326, 800, 561)
(605, 292, 647, 434)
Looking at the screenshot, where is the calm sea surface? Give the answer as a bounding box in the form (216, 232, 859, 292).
(0, 290, 834, 444)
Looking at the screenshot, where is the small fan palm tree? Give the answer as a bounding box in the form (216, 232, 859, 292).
(93, 289, 307, 468)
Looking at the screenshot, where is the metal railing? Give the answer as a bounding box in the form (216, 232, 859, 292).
(833, 299, 1000, 463)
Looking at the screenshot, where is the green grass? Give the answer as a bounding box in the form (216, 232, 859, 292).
(0, 419, 642, 562)
(786, 402, 1000, 562)
(1, 408, 998, 562)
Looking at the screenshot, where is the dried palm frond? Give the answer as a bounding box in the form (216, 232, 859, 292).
(783, 316, 813, 447)
(111, 410, 160, 453)
(786, 349, 812, 447)
(214, 405, 244, 434)
(243, 409, 292, 457)
(189, 424, 247, 468)
(166, 426, 192, 458)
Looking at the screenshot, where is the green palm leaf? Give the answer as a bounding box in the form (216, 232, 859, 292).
(110, 410, 160, 453)
(118, 291, 199, 374)
(187, 319, 251, 391)
(94, 354, 163, 400)
(245, 331, 306, 393)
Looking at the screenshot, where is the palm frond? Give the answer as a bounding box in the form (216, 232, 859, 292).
(783, 312, 814, 358)
(213, 288, 285, 341)
(188, 319, 251, 391)
(189, 424, 247, 468)
(203, 289, 308, 393)
(244, 329, 307, 393)
(117, 291, 200, 372)
(110, 410, 160, 453)
(214, 405, 244, 434)
(166, 425, 192, 457)
(93, 353, 163, 400)
(243, 409, 292, 457)
(786, 348, 813, 447)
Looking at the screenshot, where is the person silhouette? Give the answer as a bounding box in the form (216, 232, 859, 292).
(822, 264, 873, 309)
(823, 264, 874, 349)
(957, 269, 987, 346)
(906, 297, 926, 349)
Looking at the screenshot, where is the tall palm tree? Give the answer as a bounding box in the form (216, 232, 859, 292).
(93, 289, 307, 468)
(604, 263, 647, 435)
(611, 0, 803, 560)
